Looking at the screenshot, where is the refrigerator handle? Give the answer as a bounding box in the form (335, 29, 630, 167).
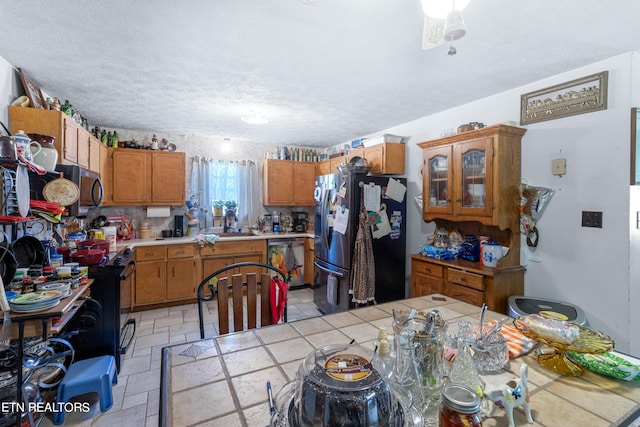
(314, 261, 344, 278)
(322, 188, 330, 251)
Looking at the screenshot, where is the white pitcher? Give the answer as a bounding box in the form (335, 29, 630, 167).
(482, 241, 509, 267)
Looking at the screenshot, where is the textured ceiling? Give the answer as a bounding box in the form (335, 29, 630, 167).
(1, 0, 640, 147)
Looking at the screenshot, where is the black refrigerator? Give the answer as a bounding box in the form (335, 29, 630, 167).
(313, 170, 407, 314)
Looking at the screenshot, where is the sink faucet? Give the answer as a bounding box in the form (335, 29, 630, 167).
(224, 210, 238, 233)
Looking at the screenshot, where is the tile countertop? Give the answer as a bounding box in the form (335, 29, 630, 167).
(159, 295, 640, 427)
(115, 231, 314, 250)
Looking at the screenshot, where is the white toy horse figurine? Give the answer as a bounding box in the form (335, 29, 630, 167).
(485, 363, 534, 427)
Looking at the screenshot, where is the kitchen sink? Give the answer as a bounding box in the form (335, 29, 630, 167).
(217, 232, 255, 237)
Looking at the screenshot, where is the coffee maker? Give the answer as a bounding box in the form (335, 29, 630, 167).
(292, 211, 308, 232)
(174, 215, 184, 237)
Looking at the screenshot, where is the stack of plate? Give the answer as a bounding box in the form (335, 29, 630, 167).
(9, 290, 63, 313)
(36, 281, 72, 298)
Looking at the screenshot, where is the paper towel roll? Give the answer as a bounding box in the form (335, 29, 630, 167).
(147, 206, 171, 217)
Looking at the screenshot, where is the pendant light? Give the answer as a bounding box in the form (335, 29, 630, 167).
(443, 8, 466, 41)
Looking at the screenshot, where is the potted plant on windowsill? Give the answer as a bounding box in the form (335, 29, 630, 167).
(213, 200, 224, 217)
(223, 200, 238, 214)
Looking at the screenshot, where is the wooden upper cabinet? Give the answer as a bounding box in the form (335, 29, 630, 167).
(99, 144, 114, 206)
(151, 152, 186, 205)
(363, 143, 405, 175)
(8, 106, 80, 166)
(87, 134, 101, 172)
(112, 149, 150, 205)
(263, 160, 316, 206)
(418, 124, 526, 229)
(111, 149, 185, 206)
(292, 162, 316, 206)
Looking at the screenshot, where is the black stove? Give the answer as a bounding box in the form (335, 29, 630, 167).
(66, 247, 136, 372)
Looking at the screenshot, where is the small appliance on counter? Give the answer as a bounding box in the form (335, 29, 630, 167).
(174, 215, 184, 237)
(508, 295, 588, 326)
(292, 211, 309, 232)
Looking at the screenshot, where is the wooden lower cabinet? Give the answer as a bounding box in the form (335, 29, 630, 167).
(410, 254, 523, 314)
(133, 244, 199, 308)
(304, 237, 315, 286)
(200, 240, 267, 282)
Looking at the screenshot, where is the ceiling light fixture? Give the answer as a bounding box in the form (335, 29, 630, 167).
(421, 0, 468, 55)
(240, 111, 268, 125)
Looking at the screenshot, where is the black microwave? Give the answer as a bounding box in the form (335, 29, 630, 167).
(29, 165, 103, 217)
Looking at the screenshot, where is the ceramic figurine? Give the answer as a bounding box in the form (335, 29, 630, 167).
(484, 363, 533, 427)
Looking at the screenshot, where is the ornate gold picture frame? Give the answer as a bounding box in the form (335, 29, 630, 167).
(18, 68, 45, 109)
(520, 71, 608, 125)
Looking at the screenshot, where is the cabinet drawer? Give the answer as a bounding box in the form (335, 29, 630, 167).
(167, 244, 196, 259)
(414, 261, 443, 278)
(447, 268, 484, 291)
(416, 274, 444, 296)
(447, 282, 484, 306)
(200, 240, 265, 257)
(136, 245, 166, 261)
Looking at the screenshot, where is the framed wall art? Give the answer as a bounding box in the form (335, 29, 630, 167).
(18, 68, 45, 109)
(520, 71, 608, 125)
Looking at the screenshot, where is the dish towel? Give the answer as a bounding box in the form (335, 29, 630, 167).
(350, 193, 375, 304)
(489, 319, 537, 358)
(269, 277, 289, 324)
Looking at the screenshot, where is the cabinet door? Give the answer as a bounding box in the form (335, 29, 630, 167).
(453, 138, 493, 217)
(151, 152, 185, 204)
(329, 157, 343, 174)
(62, 118, 79, 164)
(317, 161, 330, 176)
(88, 135, 101, 172)
(263, 160, 293, 205)
(135, 261, 167, 305)
(113, 150, 150, 204)
(77, 132, 90, 169)
(99, 144, 113, 206)
(202, 256, 234, 281)
(167, 258, 198, 300)
(292, 162, 316, 206)
(423, 146, 453, 218)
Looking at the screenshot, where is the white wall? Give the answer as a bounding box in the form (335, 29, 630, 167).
(0, 56, 22, 132)
(379, 52, 637, 354)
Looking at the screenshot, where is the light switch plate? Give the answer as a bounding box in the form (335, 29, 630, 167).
(552, 158, 567, 176)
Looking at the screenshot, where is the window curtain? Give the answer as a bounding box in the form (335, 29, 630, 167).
(189, 157, 255, 231)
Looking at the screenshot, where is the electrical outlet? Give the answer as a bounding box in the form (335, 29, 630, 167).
(552, 158, 567, 176)
(582, 211, 603, 228)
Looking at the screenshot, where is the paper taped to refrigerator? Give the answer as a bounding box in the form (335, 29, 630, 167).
(334, 207, 349, 235)
(364, 184, 381, 212)
(386, 178, 407, 203)
(369, 208, 391, 239)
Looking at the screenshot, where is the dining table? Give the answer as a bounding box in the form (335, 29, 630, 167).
(159, 294, 640, 427)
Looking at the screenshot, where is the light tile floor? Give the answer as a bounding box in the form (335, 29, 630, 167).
(36, 287, 320, 427)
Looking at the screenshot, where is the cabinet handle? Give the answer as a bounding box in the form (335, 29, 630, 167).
(157, 268, 161, 278)
(172, 266, 175, 277)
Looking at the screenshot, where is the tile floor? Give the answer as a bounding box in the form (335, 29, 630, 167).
(37, 287, 320, 427)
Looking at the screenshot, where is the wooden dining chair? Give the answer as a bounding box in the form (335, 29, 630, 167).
(196, 262, 288, 339)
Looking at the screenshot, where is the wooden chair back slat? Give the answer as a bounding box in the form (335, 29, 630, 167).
(231, 274, 244, 333)
(260, 273, 272, 328)
(217, 277, 230, 335)
(246, 273, 257, 330)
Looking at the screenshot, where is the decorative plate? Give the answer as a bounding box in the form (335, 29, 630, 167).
(568, 351, 640, 381)
(43, 178, 79, 206)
